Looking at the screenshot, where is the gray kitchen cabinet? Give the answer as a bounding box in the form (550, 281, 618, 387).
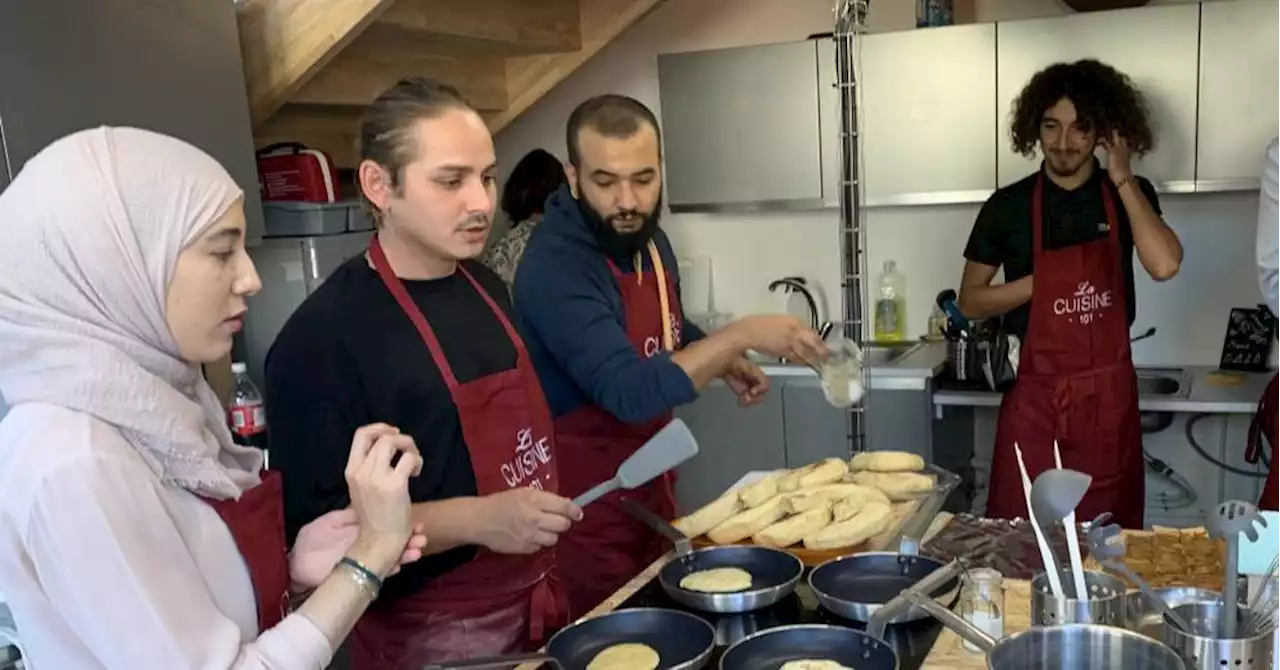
(1195, 0, 1280, 191)
(781, 377, 851, 467)
(0, 0, 265, 244)
(657, 41, 823, 212)
(995, 4, 1200, 191)
(865, 383, 936, 463)
(817, 25, 998, 207)
(673, 381, 788, 513)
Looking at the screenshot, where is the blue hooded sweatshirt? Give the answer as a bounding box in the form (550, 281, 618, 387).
(512, 184, 707, 424)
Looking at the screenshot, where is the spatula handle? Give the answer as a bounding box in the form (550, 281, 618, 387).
(572, 478, 618, 508)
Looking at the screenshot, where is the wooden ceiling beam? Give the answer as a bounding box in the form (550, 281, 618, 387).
(291, 32, 509, 111)
(489, 0, 668, 134)
(374, 0, 582, 56)
(236, 0, 399, 126)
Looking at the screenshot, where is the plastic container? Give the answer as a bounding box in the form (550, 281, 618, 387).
(262, 201, 361, 238)
(874, 259, 907, 341)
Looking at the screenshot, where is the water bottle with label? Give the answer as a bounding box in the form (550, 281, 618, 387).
(874, 260, 908, 341)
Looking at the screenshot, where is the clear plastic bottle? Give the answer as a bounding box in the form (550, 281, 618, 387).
(960, 568, 1005, 652)
(873, 260, 907, 341)
(228, 362, 269, 457)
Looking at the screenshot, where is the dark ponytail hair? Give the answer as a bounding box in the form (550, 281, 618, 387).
(357, 77, 473, 225)
(501, 149, 566, 225)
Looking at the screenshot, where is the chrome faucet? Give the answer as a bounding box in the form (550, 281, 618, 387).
(767, 276, 820, 331)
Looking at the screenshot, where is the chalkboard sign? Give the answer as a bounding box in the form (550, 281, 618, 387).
(1219, 305, 1277, 372)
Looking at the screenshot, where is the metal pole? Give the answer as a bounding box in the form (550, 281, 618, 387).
(833, 0, 870, 454)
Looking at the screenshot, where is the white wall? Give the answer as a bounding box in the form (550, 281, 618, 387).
(495, 0, 1264, 366)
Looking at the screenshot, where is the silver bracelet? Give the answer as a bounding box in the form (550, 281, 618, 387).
(338, 561, 380, 599)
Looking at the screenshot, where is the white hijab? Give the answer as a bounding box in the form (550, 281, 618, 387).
(0, 127, 263, 499)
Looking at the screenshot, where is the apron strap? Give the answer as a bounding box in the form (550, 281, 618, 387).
(368, 238, 528, 390)
(454, 264, 531, 359)
(369, 237, 459, 389)
(603, 241, 675, 352)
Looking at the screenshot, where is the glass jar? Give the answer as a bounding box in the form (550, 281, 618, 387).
(818, 334, 865, 409)
(959, 568, 1005, 652)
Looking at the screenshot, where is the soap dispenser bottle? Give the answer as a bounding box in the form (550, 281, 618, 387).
(874, 259, 907, 341)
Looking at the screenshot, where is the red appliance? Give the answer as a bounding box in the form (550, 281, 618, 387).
(256, 142, 338, 203)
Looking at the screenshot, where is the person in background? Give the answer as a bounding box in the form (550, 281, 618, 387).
(513, 94, 829, 617)
(1251, 138, 1278, 511)
(0, 127, 424, 669)
(265, 78, 580, 669)
(481, 148, 567, 287)
(957, 60, 1183, 530)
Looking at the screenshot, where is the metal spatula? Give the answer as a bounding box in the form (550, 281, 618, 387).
(572, 418, 699, 508)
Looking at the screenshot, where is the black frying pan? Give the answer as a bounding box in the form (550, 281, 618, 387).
(624, 499, 803, 613)
(423, 608, 715, 669)
(809, 554, 963, 624)
(719, 624, 899, 669)
(545, 607, 715, 669)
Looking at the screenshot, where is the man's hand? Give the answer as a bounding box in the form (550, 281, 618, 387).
(1101, 130, 1133, 184)
(730, 315, 829, 368)
(474, 488, 583, 555)
(722, 357, 770, 407)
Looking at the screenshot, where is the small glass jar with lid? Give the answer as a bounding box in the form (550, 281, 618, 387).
(959, 567, 1005, 652)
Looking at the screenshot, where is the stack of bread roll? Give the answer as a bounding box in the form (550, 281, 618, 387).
(672, 451, 936, 552)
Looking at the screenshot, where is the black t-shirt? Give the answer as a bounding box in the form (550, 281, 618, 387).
(962, 163, 1162, 337)
(264, 256, 515, 603)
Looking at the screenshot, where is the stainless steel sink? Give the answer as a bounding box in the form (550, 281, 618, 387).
(861, 341, 925, 367)
(1134, 367, 1188, 398)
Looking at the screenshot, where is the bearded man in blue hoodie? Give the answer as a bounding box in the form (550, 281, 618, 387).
(512, 94, 827, 617)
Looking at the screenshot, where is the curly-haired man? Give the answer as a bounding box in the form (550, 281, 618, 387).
(958, 59, 1184, 529)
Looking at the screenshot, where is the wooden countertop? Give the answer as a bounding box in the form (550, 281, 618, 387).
(919, 578, 1032, 668)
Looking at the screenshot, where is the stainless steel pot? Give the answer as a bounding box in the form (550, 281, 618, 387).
(902, 586, 1186, 669)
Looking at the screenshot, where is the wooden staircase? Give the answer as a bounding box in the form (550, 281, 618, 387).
(237, 0, 665, 168)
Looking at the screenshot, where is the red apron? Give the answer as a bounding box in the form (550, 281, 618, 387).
(201, 469, 292, 633)
(986, 174, 1146, 529)
(349, 240, 565, 669)
(1246, 374, 1278, 510)
(554, 241, 683, 618)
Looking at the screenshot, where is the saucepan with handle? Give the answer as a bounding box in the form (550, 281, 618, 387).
(423, 607, 716, 670)
(623, 498, 803, 613)
(717, 569, 946, 670)
(900, 587, 1187, 669)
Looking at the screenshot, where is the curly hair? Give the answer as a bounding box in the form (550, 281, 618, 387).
(1009, 59, 1155, 158)
(501, 149, 566, 224)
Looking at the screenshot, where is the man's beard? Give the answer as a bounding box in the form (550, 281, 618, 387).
(575, 181, 662, 258)
(1045, 150, 1092, 178)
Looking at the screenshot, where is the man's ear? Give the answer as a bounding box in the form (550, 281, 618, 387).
(564, 163, 579, 199)
(358, 160, 395, 211)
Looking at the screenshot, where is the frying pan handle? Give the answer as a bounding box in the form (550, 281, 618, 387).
(621, 497, 692, 557)
(865, 557, 967, 641)
(902, 588, 997, 653)
(422, 652, 558, 669)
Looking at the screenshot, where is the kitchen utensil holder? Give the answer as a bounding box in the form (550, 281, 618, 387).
(1031, 568, 1126, 627)
(1163, 601, 1273, 670)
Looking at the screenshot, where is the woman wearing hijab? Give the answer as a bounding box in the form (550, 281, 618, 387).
(0, 127, 427, 669)
(480, 148, 567, 287)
